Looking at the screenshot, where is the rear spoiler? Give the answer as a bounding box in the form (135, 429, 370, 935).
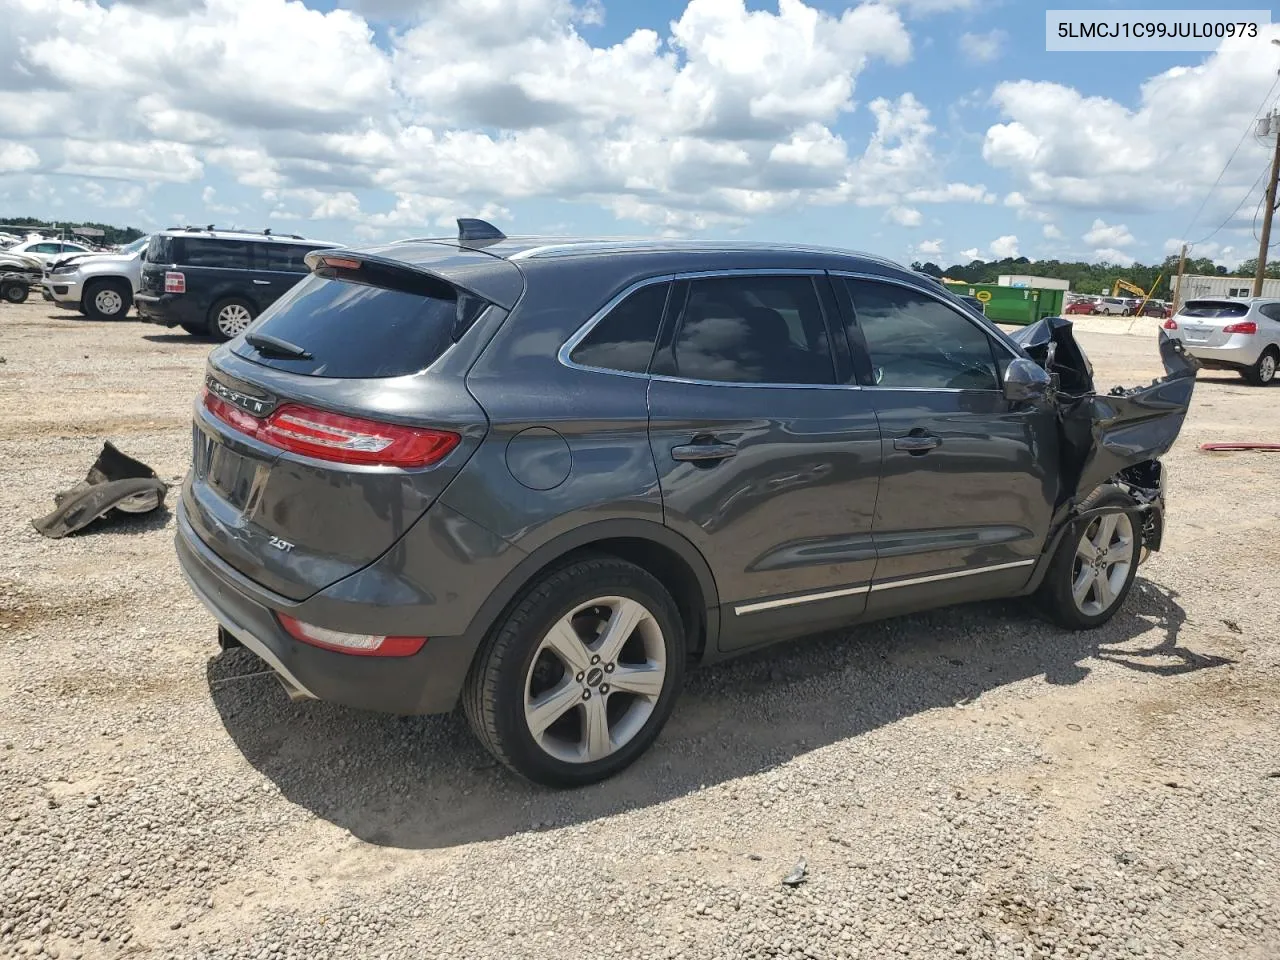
(303, 247, 524, 309)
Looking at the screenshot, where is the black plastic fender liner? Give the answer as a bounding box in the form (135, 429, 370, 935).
(32, 441, 169, 539)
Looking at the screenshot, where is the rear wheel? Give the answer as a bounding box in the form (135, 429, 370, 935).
(464, 557, 685, 787)
(1243, 347, 1278, 386)
(1036, 485, 1141, 630)
(83, 278, 132, 321)
(209, 297, 256, 340)
(1, 281, 28, 304)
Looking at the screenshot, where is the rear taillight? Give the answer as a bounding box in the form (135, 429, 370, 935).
(1222, 321, 1258, 334)
(200, 389, 459, 468)
(1163, 319, 1178, 330)
(277, 614, 426, 657)
(165, 271, 186, 294)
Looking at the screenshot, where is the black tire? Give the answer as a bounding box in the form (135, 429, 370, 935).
(179, 321, 210, 336)
(207, 297, 256, 341)
(1243, 347, 1278, 386)
(463, 556, 686, 787)
(82, 278, 132, 321)
(2, 281, 28, 304)
(1035, 485, 1141, 630)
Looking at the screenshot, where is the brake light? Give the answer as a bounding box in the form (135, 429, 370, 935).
(277, 614, 426, 657)
(1222, 321, 1257, 334)
(200, 389, 459, 468)
(165, 271, 186, 294)
(320, 256, 361, 270)
(1163, 319, 1178, 330)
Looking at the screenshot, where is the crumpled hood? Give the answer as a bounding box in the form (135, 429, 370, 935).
(1010, 316, 1199, 508)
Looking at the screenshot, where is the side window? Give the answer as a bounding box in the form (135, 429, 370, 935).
(181, 238, 250, 269)
(262, 243, 318, 274)
(668, 275, 835, 385)
(845, 279, 1001, 390)
(1258, 303, 1280, 322)
(30, 242, 59, 253)
(569, 282, 668, 374)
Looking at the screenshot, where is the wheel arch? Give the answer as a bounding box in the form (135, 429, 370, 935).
(462, 518, 721, 665)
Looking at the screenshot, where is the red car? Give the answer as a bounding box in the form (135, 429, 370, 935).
(1064, 300, 1095, 315)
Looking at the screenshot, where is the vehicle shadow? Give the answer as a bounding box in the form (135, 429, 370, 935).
(142, 333, 218, 345)
(207, 578, 1230, 851)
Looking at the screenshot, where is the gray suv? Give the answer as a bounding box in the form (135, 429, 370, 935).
(178, 220, 1197, 786)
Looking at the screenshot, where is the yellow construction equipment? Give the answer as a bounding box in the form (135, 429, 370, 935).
(1112, 278, 1146, 298)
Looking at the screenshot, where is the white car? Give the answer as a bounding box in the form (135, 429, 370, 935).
(1094, 297, 1127, 316)
(42, 236, 150, 321)
(1163, 298, 1280, 386)
(5, 237, 97, 265)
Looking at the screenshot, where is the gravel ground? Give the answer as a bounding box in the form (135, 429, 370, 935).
(1, 301, 1278, 960)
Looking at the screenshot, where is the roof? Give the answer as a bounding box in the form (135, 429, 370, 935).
(157, 225, 339, 245)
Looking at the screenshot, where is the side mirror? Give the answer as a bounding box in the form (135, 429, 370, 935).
(1003, 357, 1054, 403)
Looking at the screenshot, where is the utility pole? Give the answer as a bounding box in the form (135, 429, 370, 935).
(1172, 243, 1188, 315)
(1255, 109, 1280, 297)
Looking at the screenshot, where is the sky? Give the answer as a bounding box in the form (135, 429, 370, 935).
(0, 0, 1276, 269)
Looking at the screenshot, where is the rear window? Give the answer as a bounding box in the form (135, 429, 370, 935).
(1179, 300, 1249, 319)
(231, 274, 465, 378)
(145, 235, 173, 263)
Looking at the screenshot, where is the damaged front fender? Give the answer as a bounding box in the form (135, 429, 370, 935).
(1010, 316, 1199, 518)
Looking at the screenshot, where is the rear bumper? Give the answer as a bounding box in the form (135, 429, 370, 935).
(1173, 338, 1264, 369)
(136, 292, 204, 328)
(176, 502, 478, 715)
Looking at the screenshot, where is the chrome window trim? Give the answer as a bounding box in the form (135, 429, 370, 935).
(732, 557, 1037, 615)
(558, 268, 859, 389)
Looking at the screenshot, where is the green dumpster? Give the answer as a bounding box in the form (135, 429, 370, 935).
(943, 282, 1065, 326)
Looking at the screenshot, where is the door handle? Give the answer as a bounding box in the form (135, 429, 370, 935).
(252, 279, 271, 285)
(893, 434, 941, 453)
(671, 441, 738, 463)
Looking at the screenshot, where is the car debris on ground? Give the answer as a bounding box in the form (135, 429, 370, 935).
(31, 441, 168, 538)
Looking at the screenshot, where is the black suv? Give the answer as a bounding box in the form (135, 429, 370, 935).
(178, 220, 1197, 786)
(136, 227, 339, 339)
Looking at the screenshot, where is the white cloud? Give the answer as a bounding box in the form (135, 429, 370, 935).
(1092, 247, 1135, 266)
(1043, 223, 1063, 240)
(958, 247, 980, 260)
(202, 186, 239, 216)
(989, 234, 1019, 259)
(0, 0, 1008, 236)
(913, 238, 944, 257)
(1083, 218, 1135, 248)
(1163, 237, 1245, 270)
(881, 0, 981, 13)
(0, 141, 39, 173)
(958, 29, 1005, 63)
(982, 25, 1280, 217)
(886, 205, 923, 226)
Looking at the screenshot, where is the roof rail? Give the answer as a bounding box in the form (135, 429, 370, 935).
(162, 225, 308, 241)
(457, 218, 505, 242)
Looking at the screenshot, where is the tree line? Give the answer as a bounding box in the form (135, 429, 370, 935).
(1, 215, 146, 246)
(910, 255, 1280, 296)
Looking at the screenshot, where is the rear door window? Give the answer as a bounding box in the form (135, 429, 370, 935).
(1179, 301, 1249, 319)
(231, 274, 464, 378)
(1258, 303, 1280, 321)
(569, 282, 669, 374)
(180, 238, 251, 269)
(146, 235, 173, 263)
(661, 275, 836, 385)
(261, 243, 321, 274)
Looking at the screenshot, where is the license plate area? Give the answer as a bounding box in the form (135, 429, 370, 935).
(1182, 325, 1211, 342)
(193, 423, 271, 511)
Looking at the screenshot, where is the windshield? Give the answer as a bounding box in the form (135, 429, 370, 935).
(120, 236, 149, 256)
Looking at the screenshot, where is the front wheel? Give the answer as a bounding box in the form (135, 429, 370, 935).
(1035, 485, 1141, 630)
(83, 279, 132, 321)
(1244, 348, 1278, 386)
(1, 281, 28, 304)
(209, 298, 256, 341)
(464, 557, 686, 787)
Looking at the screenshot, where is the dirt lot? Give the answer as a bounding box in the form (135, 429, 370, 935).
(1, 301, 1278, 960)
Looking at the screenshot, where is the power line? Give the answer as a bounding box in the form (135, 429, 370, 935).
(1189, 160, 1270, 246)
(1180, 73, 1280, 243)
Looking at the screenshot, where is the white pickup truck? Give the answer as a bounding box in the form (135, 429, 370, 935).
(42, 236, 150, 320)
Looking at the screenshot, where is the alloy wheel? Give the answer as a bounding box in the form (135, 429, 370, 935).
(523, 596, 667, 764)
(1261, 353, 1277, 384)
(1070, 512, 1134, 617)
(216, 303, 253, 338)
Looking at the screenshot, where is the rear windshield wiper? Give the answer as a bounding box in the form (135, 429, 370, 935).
(246, 332, 313, 361)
